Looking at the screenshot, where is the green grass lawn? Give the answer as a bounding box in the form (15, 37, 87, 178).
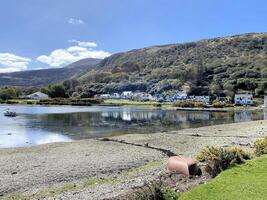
(180, 155, 267, 200)
(103, 99, 158, 105)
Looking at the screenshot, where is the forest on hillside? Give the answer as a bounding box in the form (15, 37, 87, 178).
(77, 33, 267, 99)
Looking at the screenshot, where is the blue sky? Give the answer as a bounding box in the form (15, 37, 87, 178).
(0, 0, 266, 72)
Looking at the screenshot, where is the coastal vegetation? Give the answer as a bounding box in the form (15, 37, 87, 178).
(163, 136, 267, 200)
(254, 136, 267, 156)
(180, 155, 267, 200)
(196, 146, 251, 177)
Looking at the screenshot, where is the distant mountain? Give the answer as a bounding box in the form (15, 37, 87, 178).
(0, 58, 101, 87)
(78, 33, 267, 96)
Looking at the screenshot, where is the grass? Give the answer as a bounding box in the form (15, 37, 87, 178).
(103, 99, 171, 106)
(180, 155, 267, 200)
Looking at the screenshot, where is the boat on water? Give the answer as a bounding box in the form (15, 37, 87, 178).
(4, 109, 17, 117)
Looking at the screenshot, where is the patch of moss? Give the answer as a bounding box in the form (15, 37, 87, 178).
(161, 188, 181, 200)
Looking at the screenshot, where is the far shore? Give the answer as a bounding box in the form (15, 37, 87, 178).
(0, 98, 266, 112)
(1, 120, 267, 199)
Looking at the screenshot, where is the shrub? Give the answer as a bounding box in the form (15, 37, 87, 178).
(212, 99, 225, 108)
(254, 137, 267, 156)
(161, 188, 181, 200)
(196, 146, 251, 177)
(173, 101, 205, 108)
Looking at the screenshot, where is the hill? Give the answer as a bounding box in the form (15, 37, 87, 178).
(78, 33, 267, 97)
(0, 58, 101, 87)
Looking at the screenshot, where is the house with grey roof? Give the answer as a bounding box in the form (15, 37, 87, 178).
(27, 92, 50, 100)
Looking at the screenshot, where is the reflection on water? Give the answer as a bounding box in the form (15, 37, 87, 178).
(0, 105, 266, 148)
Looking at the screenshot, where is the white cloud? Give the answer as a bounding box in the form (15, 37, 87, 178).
(0, 53, 31, 73)
(68, 40, 97, 47)
(68, 18, 84, 25)
(37, 41, 111, 67)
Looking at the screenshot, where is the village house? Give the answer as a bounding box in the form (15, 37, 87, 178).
(154, 94, 165, 102)
(110, 93, 120, 99)
(133, 92, 153, 101)
(121, 91, 133, 99)
(234, 94, 253, 105)
(99, 94, 111, 99)
(27, 92, 50, 100)
(188, 96, 210, 104)
(217, 97, 230, 104)
(177, 92, 187, 100)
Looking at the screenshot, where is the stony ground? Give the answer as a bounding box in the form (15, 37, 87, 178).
(0, 120, 267, 200)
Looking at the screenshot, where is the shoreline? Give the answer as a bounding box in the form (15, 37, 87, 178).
(0, 101, 265, 111)
(1, 120, 267, 199)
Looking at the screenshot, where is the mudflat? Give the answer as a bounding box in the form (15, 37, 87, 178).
(0, 120, 266, 200)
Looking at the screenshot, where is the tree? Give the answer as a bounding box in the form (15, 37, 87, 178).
(209, 83, 222, 96)
(47, 84, 68, 98)
(0, 87, 21, 100)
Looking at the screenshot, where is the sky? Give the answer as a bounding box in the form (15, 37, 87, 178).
(0, 0, 266, 72)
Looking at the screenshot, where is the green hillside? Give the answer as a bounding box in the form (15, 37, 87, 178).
(78, 33, 267, 97)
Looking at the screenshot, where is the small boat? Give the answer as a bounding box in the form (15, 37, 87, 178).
(4, 109, 17, 117)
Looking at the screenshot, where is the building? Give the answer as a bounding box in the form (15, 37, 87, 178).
(176, 92, 188, 100)
(264, 96, 267, 107)
(188, 96, 210, 104)
(195, 96, 210, 104)
(133, 92, 153, 101)
(234, 94, 253, 105)
(99, 94, 111, 99)
(110, 93, 120, 99)
(27, 92, 50, 100)
(122, 91, 133, 99)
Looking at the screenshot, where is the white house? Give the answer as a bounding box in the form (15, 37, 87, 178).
(99, 94, 111, 99)
(197, 96, 210, 104)
(234, 94, 253, 105)
(27, 92, 50, 100)
(133, 92, 153, 101)
(188, 96, 210, 104)
(176, 92, 187, 100)
(122, 91, 133, 99)
(110, 93, 120, 99)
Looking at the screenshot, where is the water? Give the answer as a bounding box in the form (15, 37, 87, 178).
(0, 105, 266, 148)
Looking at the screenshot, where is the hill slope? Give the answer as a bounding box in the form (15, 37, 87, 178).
(0, 58, 101, 87)
(79, 33, 267, 96)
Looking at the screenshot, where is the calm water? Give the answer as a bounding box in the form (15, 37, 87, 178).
(0, 105, 266, 148)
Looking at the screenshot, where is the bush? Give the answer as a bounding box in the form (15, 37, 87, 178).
(173, 101, 205, 108)
(196, 146, 251, 177)
(161, 188, 181, 200)
(254, 137, 267, 156)
(212, 100, 225, 108)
